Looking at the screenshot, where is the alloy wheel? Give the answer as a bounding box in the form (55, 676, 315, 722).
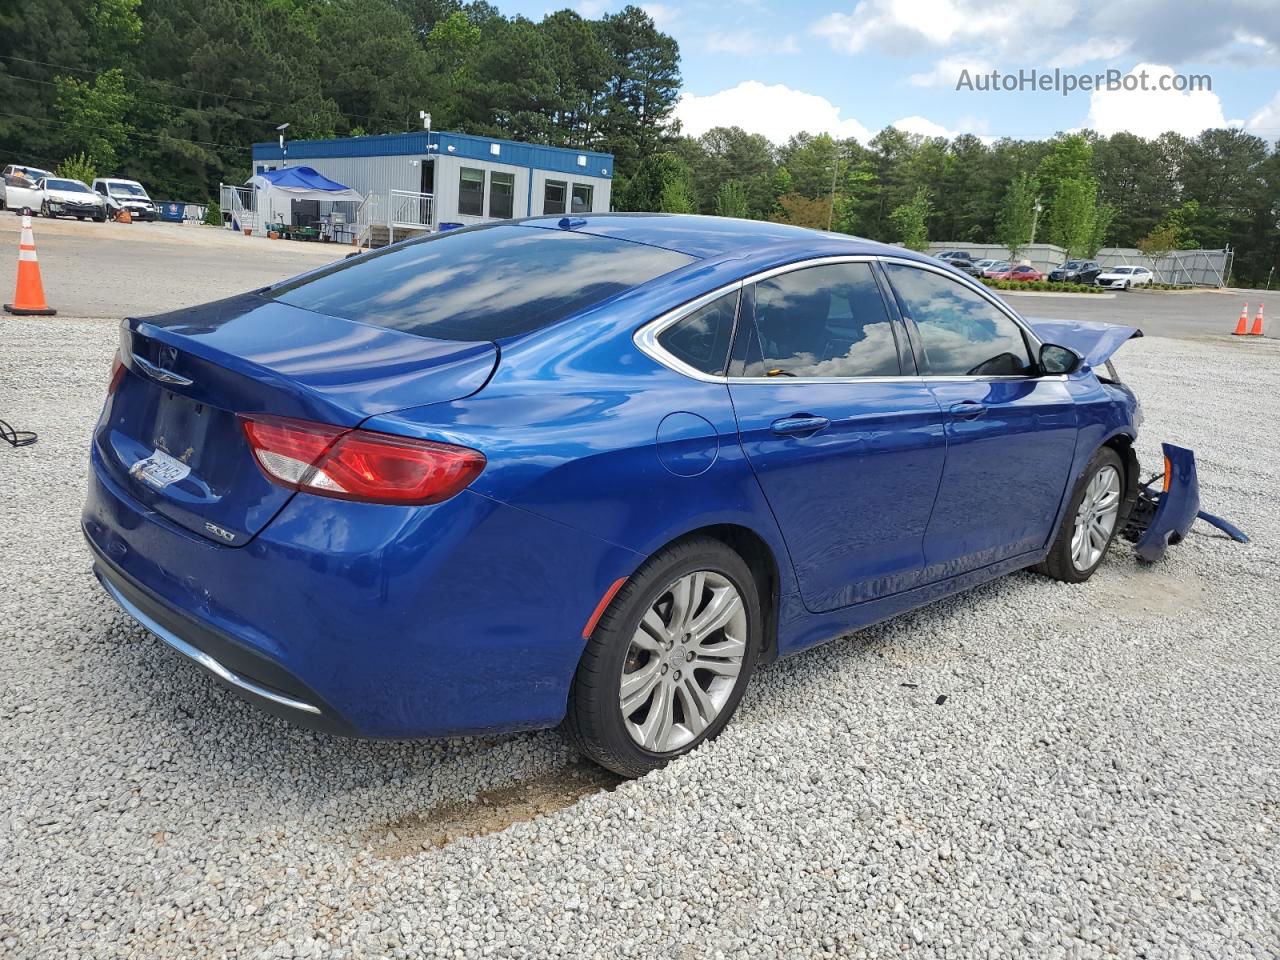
(618, 571, 747, 753)
(1071, 464, 1121, 570)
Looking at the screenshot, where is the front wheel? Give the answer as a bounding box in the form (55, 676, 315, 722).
(39, 201, 51, 218)
(1035, 447, 1124, 582)
(564, 538, 761, 777)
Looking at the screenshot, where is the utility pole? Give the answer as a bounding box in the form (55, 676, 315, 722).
(1029, 199, 1042, 246)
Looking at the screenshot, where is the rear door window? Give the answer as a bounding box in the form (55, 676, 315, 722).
(741, 262, 901, 378)
(268, 224, 695, 341)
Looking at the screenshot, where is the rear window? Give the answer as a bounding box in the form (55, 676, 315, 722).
(268, 224, 695, 341)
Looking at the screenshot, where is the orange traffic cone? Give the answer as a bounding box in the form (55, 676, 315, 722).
(3, 215, 56, 316)
(1232, 302, 1249, 335)
(1249, 303, 1264, 336)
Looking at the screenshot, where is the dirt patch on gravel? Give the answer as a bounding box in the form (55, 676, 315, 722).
(371, 764, 624, 857)
(1083, 565, 1206, 621)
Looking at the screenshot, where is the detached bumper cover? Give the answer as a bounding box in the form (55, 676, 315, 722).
(1120, 443, 1248, 562)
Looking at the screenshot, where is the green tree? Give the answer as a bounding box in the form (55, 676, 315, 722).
(889, 187, 933, 251)
(617, 151, 694, 212)
(57, 152, 97, 184)
(714, 180, 749, 219)
(1046, 176, 1107, 258)
(996, 172, 1039, 261)
(594, 6, 681, 177)
(53, 68, 133, 171)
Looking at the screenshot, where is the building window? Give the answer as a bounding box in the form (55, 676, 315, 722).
(543, 180, 567, 215)
(571, 183, 593, 214)
(458, 168, 484, 217)
(488, 171, 514, 219)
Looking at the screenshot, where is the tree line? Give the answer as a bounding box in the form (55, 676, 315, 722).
(1, 1, 1277, 285)
(0, 0, 679, 200)
(620, 127, 1279, 286)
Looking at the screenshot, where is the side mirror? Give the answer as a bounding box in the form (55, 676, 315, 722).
(1039, 343, 1081, 376)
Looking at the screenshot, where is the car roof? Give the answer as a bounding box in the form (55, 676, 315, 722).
(515, 212, 930, 264)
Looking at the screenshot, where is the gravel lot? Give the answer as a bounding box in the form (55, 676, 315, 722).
(0, 215, 344, 318)
(1, 316, 1278, 959)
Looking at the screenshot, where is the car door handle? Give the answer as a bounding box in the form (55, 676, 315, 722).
(770, 415, 831, 436)
(949, 401, 987, 420)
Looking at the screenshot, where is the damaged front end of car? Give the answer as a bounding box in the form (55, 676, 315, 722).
(1024, 317, 1249, 564)
(1121, 443, 1249, 562)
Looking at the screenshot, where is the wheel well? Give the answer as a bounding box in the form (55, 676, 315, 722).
(1103, 433, 1140, 524)
(668, 524, 781, 664)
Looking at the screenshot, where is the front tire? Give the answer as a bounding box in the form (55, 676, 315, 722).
(564, 538, 761, 777)
(1035, 447, 1124, 583)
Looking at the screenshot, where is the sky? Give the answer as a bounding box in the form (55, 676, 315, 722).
(509, 0, 1280, 145)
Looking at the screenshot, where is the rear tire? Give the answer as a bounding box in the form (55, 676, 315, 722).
(1034, 447, 1124, 583)
(564, 538, 761, 777)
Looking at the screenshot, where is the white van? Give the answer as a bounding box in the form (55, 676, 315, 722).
(92, 177, 157, 221)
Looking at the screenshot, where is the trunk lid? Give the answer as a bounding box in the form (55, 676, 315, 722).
(96, 294, 497, 546)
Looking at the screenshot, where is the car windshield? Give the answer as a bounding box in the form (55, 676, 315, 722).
(1113, 267, 1133, 274)
(1064, 260, 1083, 269)
(990, 262, 1010, 271)
(18, 167, 52, 180)
(46, 179, 91, 193)
(108, 182, 147, 197)
(269, 224, 696, 341)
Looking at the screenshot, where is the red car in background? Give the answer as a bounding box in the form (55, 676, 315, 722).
(987, 264, 1044, 281)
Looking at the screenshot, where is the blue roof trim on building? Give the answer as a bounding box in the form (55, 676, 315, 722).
(252, 131, 613, 178)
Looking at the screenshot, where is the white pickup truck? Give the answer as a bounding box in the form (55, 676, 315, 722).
(1, 164, 53, 213)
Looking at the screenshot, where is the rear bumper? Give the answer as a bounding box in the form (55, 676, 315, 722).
(82, 442, 641, 738)
(89, 539, 358, 736)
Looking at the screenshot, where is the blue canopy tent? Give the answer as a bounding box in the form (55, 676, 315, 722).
(246, 166, 363, 236)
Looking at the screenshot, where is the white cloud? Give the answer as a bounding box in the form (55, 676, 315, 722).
(814, 0, 1280, 72)
(1085, 63, 1229, 137)
(674, 81, 873, 143)
(1048, 38, 1131, 68)
(1245, 91, 1280, 138)
(575, 0, 609, 16)
(908, 56, 992, 89)
(890, 115, 954, 138)
(640, 3, 679, 29)
(813, 0, 1018, 55)
(706, 29, 799, 55)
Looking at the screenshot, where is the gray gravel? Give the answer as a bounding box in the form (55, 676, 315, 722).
(1, 318, 1278, 959)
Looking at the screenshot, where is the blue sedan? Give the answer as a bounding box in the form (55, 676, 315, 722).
(85, 215, 1151, 776)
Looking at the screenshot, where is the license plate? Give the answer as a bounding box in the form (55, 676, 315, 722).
(129, 448, 191, 489)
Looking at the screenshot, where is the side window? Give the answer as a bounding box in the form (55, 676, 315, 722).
(884, 263, 1033, 377)
(656, 290, 739, 376)
(458, 168, 484, 216)
(488, 171, 514, 219)
(742, 262, 900, 378)
(543, 180, 567, 215)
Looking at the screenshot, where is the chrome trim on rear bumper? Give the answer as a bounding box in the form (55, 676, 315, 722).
(98, 576, 322, 715)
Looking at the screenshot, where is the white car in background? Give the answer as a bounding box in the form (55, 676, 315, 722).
(1095, 265, 1155, 289)
(1, 164, 54, 213)
(92, 177, 157, 221)
(36, 177, 109, 222)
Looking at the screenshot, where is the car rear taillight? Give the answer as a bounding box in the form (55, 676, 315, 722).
(107, 352, 125, 395)
(239, 414, 485, 505)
